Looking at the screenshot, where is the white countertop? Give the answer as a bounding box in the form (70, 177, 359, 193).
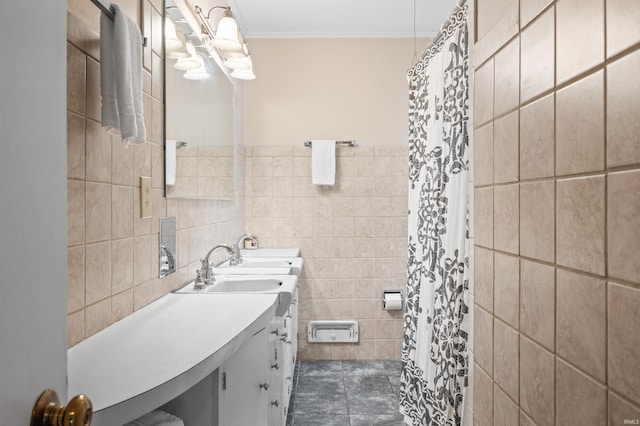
(67, 292, 278, 426)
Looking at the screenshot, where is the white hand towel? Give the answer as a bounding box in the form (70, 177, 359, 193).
(123, 410, 184, 426)
(165, 140, 177, 186)
(100, 4, 147, 147)
(311, 140, 336, 186)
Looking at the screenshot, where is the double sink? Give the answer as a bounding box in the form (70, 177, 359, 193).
(174, 248, 302, 316)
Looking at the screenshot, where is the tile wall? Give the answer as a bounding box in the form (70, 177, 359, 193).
(245, 146, 408, 360)
(66, 0, 243, 347)
(473, 0, 640, 424)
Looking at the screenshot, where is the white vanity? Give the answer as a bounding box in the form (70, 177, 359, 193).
(67, 248, 301, 426)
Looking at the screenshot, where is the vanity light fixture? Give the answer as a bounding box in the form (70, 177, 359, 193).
(230, 66, 256, 80)
(183, 64, 210, 80)
(194, 4, 256, 79)
(174, 42, 202, 70)
(195, 5, 242, 51)
(164, 17, 183, 51)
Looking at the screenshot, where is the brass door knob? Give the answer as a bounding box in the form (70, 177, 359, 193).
(31, 389, 92, 426)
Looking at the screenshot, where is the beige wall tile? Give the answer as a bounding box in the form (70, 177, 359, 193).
(520, 8, 555, 102)
(474, 123, 493, 187)
(493, 320, 519, 401)
(608, 170, 640, 284)
(493, 112, 519, 184)
(520, 336, 555, 426)
(475, 61, 495, 127)
(474, 2, 519, 66)
(475, 306, 494, 376)
(112, 137, 134, 186)
(112, 289, 134, 322)
(494, 253, 519, 327)
(520, 259, 555, 350)
(607, 50, 640, 168)
(85, 182, 111, 243)
(519, 93, 555, 180)
(556, 359, 606, 426)
(133, 235, 154, 285)
(68, 179, 85, 245)
(111, 238, 134, 294)
(556, 0, 604, 84)
(556, 269, 606, 381)
(133, 142, 152, 180)
(85, 242, 111, 305)
(474, 246, 495, 312)
(85, 120, 112, 182)
(85, 57, 100, 122)
(477, 0, 516, 39)
(556, 71, 605, 175)
(607, 0, 640, 57)
(475, 188, 494, 248)
(520, 0, 553, 27)
(494, 38, 520, 117)
(68, 246, 85, 313)
(474, 364, 494, 426)
(493, 384, 518, 426)
(111, 186, 134, 239)
(556, 175, 606, 275)
(493, 184, 519, 254)
(474, 0, 640, 420)
(67, 42, 86, 115)
(520, 410, 536, 426)
(67, 310, 85, 347)
(520, 180, 555, 263)
(85, 298, 112, 338)
(609, 393, 640, 426)
(68, 112, 86, 179)
(609, 282, 640, 406)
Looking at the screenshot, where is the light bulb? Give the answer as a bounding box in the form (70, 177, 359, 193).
(165, 17, 182, 51)
(211, 11, 242, 51)
(174, 43, 202, 70)
(230, 68, 256, 80)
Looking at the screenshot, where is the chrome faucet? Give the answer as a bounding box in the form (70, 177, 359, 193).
(231, 234, 258, 266)
(199, 244, 234, 286)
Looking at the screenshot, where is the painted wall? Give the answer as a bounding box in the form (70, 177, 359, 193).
(244, 38, 422, 147)
(65, 0, 244, 346)
(473, 0, 640, 424)
(243, 38, 422, 359)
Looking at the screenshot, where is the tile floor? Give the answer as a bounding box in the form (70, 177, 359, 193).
(286, 360, 404, 426)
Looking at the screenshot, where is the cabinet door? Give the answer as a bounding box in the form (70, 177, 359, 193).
(219, 328, 269, 426)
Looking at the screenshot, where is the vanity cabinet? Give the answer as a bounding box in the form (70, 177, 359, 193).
(218, 327, 270, 425)
(215, 273, 301, 426)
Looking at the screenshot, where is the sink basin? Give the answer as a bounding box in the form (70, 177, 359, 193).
(213, 257, 304, 276)
(208, 278, 284, 292)
(174, 274, 298, 316)
(240, 248, 301, 258)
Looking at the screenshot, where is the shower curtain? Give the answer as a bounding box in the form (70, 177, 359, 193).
(399, 4, 470, 426)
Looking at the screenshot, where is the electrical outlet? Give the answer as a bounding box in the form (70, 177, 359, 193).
(140, 176, 152, 218)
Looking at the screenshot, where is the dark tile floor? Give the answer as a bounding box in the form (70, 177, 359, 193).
(286, 360, 405, 426)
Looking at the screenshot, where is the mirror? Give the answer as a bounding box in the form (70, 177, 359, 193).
(164, 0, 236, 200)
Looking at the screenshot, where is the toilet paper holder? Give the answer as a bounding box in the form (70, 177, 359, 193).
(382, 289, 403, 310)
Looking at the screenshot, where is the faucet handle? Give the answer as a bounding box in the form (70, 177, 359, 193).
(193, 269, 206, 290)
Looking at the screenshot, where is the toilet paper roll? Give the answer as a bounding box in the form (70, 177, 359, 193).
(383, 292, 403, 310)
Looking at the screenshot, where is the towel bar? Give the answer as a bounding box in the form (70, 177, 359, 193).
(89, 0, 148, 47)
(303, 140, 357, 148)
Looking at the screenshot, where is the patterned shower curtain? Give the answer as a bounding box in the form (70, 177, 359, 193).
(399, 5, 470, 426)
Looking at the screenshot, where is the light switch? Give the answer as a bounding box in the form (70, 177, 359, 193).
(140, 176, 152, 218)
